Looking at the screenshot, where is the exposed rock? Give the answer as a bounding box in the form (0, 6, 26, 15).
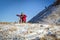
(0, 23, 60, 40)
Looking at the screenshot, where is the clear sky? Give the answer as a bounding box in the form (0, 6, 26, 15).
(0, 0, 55, 22)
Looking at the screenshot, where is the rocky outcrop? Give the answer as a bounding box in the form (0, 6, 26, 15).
(0, 23, 60, 40)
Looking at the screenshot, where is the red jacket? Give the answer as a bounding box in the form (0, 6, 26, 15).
(17, 14, 27, 21)
(21, 15, 27, 21)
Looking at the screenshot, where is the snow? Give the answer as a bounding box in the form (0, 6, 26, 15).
(0, 23, 60, 40)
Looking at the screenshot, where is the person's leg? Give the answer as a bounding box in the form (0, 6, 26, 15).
(22, 20, 26, 23)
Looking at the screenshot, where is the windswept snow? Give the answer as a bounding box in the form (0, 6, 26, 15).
(0, 23, 60, 40)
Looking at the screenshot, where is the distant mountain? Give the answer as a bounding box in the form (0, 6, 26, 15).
(28, 0, 60, 25)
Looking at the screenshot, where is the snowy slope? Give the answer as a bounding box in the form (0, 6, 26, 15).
(0, 23, 60, 40)
(28, 2, 60, 25)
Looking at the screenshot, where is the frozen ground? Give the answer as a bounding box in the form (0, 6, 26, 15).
(0, 23, 60, 40)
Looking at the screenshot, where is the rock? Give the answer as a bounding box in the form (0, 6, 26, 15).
(0, 23, 60, 40)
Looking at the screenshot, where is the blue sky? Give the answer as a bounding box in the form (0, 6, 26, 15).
(0, 0, 55, 22)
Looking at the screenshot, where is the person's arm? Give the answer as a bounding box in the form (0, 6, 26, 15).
(16, 14, 20, 17)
